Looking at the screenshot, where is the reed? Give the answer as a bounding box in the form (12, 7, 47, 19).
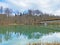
(27, 42, 60, 45)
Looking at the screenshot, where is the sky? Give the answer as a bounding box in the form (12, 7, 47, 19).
(0, 0, 60, 15)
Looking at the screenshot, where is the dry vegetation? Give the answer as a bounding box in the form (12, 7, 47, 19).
(0, 6, 60, 25)
(27, 42, 60, 45)
(0, 14, 60, 25)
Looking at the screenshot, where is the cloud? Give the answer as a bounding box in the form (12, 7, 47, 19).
(0, 2, 8, 8)
(1, 0, 60, 15)
(54, 10, 60, 16)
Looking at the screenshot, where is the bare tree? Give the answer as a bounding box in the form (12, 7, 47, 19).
(28, 10, 32, 15)
(20, 12, 22, 16)
(0, 6, 3, 14)
(4, 8, 12, 17)
(15, 10, 20, 15)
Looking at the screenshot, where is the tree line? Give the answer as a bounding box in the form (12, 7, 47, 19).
(0, 6, 53, 16)
(0, 6, 60, 25)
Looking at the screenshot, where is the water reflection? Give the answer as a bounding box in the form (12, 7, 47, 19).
(0, 32, 60, 45)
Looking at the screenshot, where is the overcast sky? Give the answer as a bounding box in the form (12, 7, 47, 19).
(0, 0, 60, 15)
